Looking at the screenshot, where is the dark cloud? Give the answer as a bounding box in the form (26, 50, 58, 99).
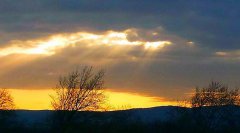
(0, 0, 240, 50)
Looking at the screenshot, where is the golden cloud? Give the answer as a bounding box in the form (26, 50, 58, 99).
(0, 29, 172, 56)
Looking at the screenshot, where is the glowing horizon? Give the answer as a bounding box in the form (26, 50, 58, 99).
(9, 89, 177, 110)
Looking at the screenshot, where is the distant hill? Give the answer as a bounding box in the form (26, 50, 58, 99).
(12, 106, 180, 125)
(1, 106, 240, 133)
(10, 106, 240, 125)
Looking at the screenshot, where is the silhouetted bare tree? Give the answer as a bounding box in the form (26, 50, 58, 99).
(0, 89, 15, 110)
(50, 66, 105, 132)
(51, 66, 105, 111)
(185, 81, 240, 130)
(191, 81, 240, 107)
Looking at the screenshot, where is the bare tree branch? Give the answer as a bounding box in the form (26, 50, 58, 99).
(191, 81, 240, 107)
(51, 66, 105, 111)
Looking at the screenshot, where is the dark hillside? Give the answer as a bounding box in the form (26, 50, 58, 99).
(0, 106, 239, 133)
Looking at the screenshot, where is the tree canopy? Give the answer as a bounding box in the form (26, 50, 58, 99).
(191, 81, 240, 107)
(51, 66, 105, 111)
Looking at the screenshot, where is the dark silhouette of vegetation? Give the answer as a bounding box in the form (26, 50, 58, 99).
(175, 81, 240, 132)
(51, 66, 105, 111)
(0, 88, 16, 131)
(0, 78, 239, 133)
(50, 66, 105, 132)
(191, 81, 240, 107)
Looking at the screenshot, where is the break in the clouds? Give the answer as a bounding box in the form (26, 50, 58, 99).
(0, 1, 240, 99)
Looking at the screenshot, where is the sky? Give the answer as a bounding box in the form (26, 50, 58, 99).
(0, 0, 240, 110)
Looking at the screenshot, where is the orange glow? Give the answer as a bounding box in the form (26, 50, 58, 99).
(10, 89, 53, 110)
(9, 89, 177, 110)
(105, 90, 177, 110)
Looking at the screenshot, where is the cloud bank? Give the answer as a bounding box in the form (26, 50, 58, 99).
(0, 1, 240, 99)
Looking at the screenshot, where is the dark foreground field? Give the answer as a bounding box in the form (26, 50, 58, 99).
(0, 106, 240, 133)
